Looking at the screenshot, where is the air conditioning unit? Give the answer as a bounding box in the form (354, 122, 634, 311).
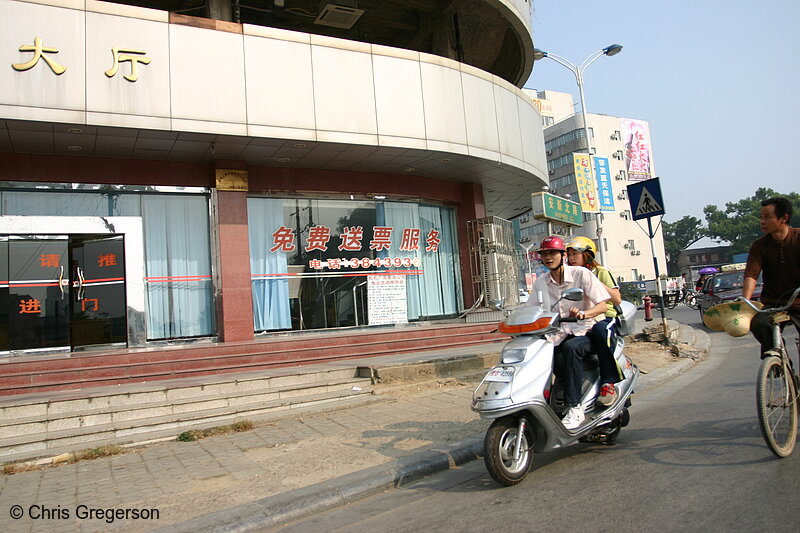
(548, 169, 555, 175)
(639, 274, 646, 280)
(546, 149, 553, 156)
(610, 133, 619, 140)
(617, 193, 626, 200)
(623, 243, 630, 249)
(632, 250, 641, 256)
(315, 2, 365, 29)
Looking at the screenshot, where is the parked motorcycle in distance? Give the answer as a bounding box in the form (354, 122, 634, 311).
(472, 288, 639, 486)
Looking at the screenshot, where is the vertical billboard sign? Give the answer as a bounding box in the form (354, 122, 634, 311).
(573, 153, 599, 213)
(594, 157, 615, 212)
(621, 118, 653, 182)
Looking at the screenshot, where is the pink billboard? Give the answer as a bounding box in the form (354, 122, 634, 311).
(621, 118, 652, 182)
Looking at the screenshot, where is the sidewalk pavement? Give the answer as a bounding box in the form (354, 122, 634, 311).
(0, 322, 709, 533)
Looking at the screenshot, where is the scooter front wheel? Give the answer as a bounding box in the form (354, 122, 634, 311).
(484, 415, 534, 486)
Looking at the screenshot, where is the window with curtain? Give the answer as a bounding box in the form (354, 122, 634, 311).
(142, 195, 214, 339)
(247, 198, 291, 331)
(247, 197, 461, 331)
(1, 190, 140, 216)
(1, 188, 215, 340)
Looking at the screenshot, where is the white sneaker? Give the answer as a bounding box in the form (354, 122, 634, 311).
(562, 405, 585, 430)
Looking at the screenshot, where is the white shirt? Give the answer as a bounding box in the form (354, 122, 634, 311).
(528, 264, 611, 344)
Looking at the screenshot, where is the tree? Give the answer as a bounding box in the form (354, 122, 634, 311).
(662, 216, 705, 275)
(704, 188, 800, 255)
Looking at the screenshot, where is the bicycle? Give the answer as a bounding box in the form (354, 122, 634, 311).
(665, 288, 699, 310)
(738, 286, 800, 457)
(684, 289, 700, 310)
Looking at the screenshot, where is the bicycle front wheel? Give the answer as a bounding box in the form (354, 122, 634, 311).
(756, 356, 798, 458)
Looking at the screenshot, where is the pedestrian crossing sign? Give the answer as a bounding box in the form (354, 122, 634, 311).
(627, 178, 665, 220)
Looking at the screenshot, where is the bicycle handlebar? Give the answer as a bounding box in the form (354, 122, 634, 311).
(736, 286, 800, 314)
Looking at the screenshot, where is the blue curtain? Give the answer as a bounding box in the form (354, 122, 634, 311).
(419, 206, 460, 316)
(142, 195, 214, 339)
(247, 198, 291, 331)
(381, 202, 422, 320)
(377, 202, 461, 320)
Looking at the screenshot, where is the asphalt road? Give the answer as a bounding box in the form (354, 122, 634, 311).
(269, 305, 800, 533)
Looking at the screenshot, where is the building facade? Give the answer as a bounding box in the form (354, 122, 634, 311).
(517, 90, 667, 284)
(0, 0, 548, 356)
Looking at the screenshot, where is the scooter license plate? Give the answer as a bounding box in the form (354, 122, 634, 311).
(486, 366, 515, 382)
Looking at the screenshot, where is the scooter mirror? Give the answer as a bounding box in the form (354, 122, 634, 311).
(489, 298, 505, 311)
(562, 288, 584, 301)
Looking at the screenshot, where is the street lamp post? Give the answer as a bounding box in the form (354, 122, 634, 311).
(532, 44, 622, 267)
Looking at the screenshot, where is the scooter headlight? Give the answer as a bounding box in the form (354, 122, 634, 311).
(501, 347, 527, 364)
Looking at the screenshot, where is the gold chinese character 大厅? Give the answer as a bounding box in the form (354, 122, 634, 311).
(105, 47, 151, 82)
(12, 36, 67, 75)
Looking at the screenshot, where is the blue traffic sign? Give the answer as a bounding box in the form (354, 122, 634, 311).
(627, 178, 665, 220)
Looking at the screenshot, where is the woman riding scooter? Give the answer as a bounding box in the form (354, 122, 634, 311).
(566, 236, 625, 407)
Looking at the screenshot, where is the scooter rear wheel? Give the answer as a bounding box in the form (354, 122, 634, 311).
(484, 415, 534, 486)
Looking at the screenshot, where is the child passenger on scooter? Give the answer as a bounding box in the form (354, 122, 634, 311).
(566, 237, 624, 407)
(528, 236, 610, 430)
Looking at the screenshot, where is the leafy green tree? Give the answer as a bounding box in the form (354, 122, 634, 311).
(662, 216, 705, 275)
(704, 188, 800, 255)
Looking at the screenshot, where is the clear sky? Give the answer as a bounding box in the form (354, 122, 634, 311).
(524, 0, 800, 223)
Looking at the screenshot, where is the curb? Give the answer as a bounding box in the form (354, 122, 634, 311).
(154, 436, 484, 532)
(366, 352, 498, 383)
(636, 356, 697, 393)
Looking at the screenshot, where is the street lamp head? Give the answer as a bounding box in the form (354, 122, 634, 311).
(603, 44, 623, 57)
(532, 48, 548, 61)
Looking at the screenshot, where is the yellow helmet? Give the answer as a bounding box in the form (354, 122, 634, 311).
(566, 236, 597, 258)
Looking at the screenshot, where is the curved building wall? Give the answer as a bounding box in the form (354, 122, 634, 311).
(0, 0, 546, 184)
(99, 0, 536, 87)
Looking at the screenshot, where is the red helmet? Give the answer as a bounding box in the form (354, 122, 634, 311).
(539, 235, 566, 253)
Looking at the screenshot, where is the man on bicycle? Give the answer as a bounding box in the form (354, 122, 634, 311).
(742, 197, 800, 357)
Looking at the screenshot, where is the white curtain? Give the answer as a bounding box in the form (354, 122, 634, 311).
(2, 190, 140, 216)
(248, 198, 291, 331)
(142, 195, 214, 339)
(381, 202, 422, 320)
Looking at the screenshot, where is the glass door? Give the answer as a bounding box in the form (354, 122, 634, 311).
(0, 235, 127, 355)
(7, 238, 70, 352)
(69, 236, 127, 348)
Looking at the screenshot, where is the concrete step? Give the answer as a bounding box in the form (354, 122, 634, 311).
(0, 377, 370, 438)
(0, 366, 362, 417)
(0, 367, 375, 463)
(0, 387, 377, 464)
(0, 325, 504, 396)
(0, 323, 500, 373)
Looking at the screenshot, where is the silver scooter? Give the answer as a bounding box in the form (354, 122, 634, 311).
(472, 288, 639, 486)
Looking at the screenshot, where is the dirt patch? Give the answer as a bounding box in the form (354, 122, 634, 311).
(624, 340, 676, 374)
